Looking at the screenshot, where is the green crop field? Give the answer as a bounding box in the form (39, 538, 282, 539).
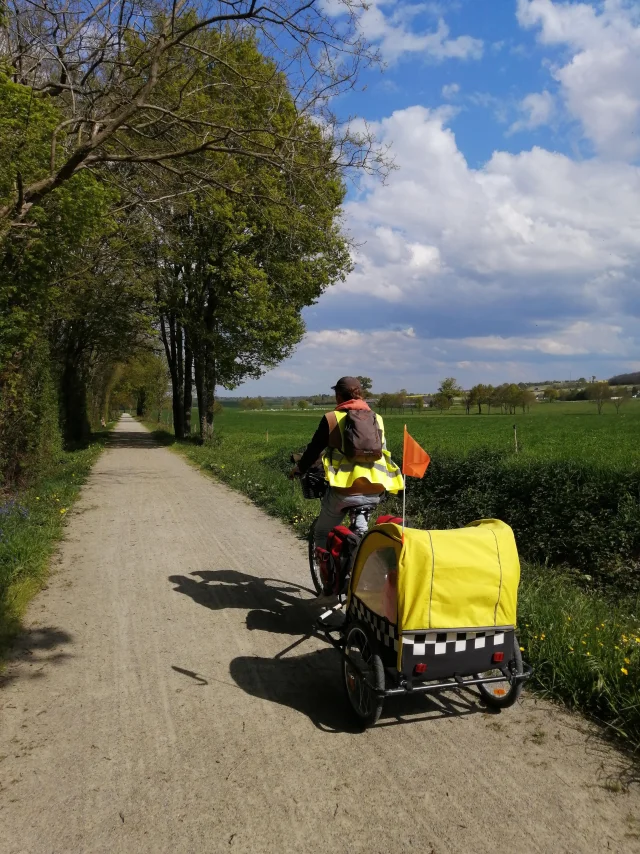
(169, 399, 640, 467)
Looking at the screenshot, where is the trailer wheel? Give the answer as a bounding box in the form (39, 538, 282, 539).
(476, 635, 524, 709)
(342, 622, 385, 728)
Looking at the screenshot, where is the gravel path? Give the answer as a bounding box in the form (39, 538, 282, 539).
(1, 414, 639, 854)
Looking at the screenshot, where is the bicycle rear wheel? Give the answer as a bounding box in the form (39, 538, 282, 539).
(308, 519, 323, 595)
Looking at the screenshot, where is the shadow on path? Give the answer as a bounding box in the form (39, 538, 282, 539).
(0, 626, 73, 689)
(170, 569, 489, 732)
(169, 569, 318, 636)
(106, 428, 172, 450)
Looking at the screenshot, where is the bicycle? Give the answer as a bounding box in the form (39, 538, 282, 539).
(293, 463, 376, 596)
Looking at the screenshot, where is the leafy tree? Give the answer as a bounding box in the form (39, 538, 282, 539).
(357, 376, 373, 395)
(110, 353, 168, 419)
(1, 2, 384, 228)
(414, 396, 424, 413)
(155, 36, 351, 440)
(438, 377, 463, 403)
(432, 392, 451, 412)
(544, 387, 559, 403)
(297, 399, 309, 410)
(587, 382, 612, 414)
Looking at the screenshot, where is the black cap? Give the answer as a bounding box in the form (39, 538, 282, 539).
(331, 376, 362, 396)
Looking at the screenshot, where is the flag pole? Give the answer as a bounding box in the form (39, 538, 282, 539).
(402, 423, 407, 534)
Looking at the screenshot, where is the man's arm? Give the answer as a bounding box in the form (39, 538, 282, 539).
(297, 415, 330, 473)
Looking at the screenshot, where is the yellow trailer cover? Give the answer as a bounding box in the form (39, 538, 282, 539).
(396, 519, 520, 632)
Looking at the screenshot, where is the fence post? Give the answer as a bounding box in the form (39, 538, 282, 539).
(513, 424, 518, 454)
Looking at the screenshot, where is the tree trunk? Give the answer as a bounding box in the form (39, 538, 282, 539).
(183, 329, 192, 436)
(193, 347, 205, 443)
(160, 312, 185, 439)
(60, 350, 90, 446)
(136, 388, 146, 416)
(202, 350, 216, 442)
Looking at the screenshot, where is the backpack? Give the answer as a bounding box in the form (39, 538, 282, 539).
(340, 410, 383, 462)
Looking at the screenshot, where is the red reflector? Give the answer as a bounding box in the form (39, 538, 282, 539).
(414, 663, 427, 674)
(492, 652, 504, 663)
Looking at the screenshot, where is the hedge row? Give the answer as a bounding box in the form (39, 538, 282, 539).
(401, 449, 640, 593)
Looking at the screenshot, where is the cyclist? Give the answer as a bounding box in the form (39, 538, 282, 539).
(290, 376, 404, 551)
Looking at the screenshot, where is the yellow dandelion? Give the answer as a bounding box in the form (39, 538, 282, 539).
(36, 497, 40, 500)
(569, 647, 574, 652)
(567, 616, 571, 621)
(615, 645, 620, 650)
(624, 657, 630, 665)
(595, 626, 600, 632)
(540, 633, 546, 640)
(60, 508, 67, 514)
(621, 667, 628, 676)
(598, 642, 603, 647)
(586, 652, 591, 657)
(635, 637, 640, 644)
(519, 646, 525, 652)
(581, 640, 586, 645)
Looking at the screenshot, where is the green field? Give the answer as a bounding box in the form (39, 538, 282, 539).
(171, 399, 640, 467)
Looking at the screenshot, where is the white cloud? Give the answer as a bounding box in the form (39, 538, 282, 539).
(517, 0, 640, 160)
(347, 2, 483, 63)
(509, 90, 555, 133)
(463, 321, 627, 356)
(341, 106, 640, 293)
(441, 82, 460, 99)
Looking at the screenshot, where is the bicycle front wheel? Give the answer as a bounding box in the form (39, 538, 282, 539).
(308, 519, 323, 595)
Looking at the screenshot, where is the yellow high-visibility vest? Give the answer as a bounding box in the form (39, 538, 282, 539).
(321, 410, 404, 494)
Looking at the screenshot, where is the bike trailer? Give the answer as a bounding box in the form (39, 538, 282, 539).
(317, 519, 531, 727)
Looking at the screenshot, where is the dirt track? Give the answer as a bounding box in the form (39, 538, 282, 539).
(1, 414, 639, 854)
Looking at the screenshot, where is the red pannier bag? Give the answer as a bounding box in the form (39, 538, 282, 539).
(324, 525, 360, 594)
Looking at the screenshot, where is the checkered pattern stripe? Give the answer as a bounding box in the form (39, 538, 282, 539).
(402, 628, 510, 657)
(349, 596, 399, 651)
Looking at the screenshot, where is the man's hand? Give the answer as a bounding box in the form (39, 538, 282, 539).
(289, 465, 301, 480)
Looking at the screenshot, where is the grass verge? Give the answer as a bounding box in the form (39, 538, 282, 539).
(148, 423, 640, 751)
(0, 431, 109, 654)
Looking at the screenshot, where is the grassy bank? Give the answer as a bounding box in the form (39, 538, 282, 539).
(0, 432, 109, 652)
(148, 420, 640, 749)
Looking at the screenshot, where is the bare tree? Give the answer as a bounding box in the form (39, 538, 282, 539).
(612, 388, 630, 414)
(1, 0, 387, 227)
(587, 381, 612, 415)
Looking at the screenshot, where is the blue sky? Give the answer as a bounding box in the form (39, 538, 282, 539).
(236, 0, 640, 396)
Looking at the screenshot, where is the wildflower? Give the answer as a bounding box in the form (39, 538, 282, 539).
(615, 645, 620, 650)
(595, 626, 600, 632)
(60, 508, 67, 514)
(621, 667, 628, 676)
(586, 652, 591, 657)
(540, 633, 546, 640)
(624, 657, 630, 665)
(36, 497, 40, 501)
(569, 647, 574, 652)
(567, 616, 571, 621)
(635, 637, 640, 644)
(598, 642, 603, 647)
(581, 640, 586, 645)
(519, 646, 525, 652)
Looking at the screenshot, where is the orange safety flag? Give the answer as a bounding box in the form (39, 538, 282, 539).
(402, 425, 431, 478)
